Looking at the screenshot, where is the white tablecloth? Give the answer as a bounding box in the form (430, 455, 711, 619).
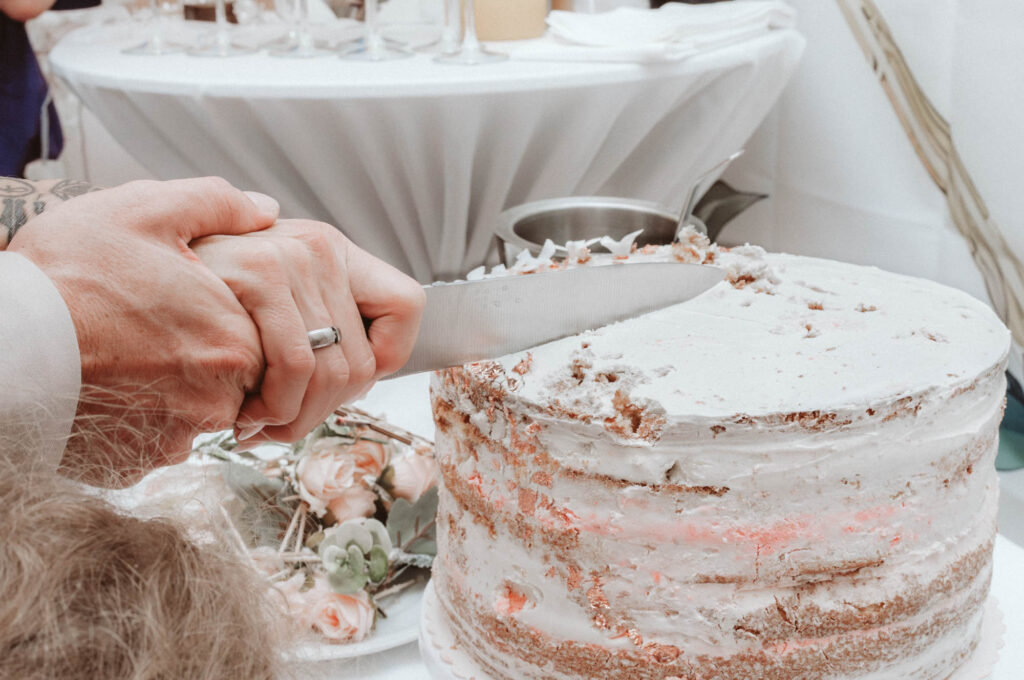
(294, 374, 1024, 679)
(49, 23, 803, 281)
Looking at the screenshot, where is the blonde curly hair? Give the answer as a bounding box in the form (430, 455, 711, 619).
(0, 450, 291, 680)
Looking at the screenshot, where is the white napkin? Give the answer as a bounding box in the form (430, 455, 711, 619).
(513, 0, 795, 63)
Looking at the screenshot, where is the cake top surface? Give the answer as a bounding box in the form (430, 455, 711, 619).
(457, 230, 1010, 427)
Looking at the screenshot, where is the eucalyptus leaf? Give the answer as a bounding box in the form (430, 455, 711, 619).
(367, 545, 389, 584)
(386, 486, 438, 556)
(321, 522, 374, 555)
(222, 461, 284, 501)
(221, 462, 294, 548)
(305, 530, 325, 551)
(326, 545, 369, 594)
(328, 566, 369, 595)
(323, 420, 355, 438)
(363, 518, 392, 553)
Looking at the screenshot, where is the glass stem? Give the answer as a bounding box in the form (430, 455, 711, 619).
(462, 0, 481, 52)
(215, 0, 230, 52)
(440, 0, 460, 53)
(151, 0, 163, 50)
(365, 0, 383, 57)
(297, 0, 312, 52)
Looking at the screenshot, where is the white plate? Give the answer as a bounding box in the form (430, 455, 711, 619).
(290, 578, 426, 661)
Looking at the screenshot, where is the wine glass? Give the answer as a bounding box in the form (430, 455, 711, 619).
(339, 0, 412, 61)
(434, 0, 506, 65)
(437, 0, 461, 54)
(269, 0, 330, 57)
(123, 0, 185, 55)
(188, 0, 256, 57)
(412, 0, 460, 55)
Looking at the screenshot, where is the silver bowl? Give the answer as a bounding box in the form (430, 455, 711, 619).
(494, 196, 705, 267)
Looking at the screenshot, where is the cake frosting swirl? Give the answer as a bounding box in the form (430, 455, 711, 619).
(429, 231, 1009, 679)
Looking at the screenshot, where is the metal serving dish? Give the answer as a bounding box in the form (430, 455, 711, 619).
(494, 196, 705, 267)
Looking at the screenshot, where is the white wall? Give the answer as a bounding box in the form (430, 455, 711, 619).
(719, 0, 1017, 314)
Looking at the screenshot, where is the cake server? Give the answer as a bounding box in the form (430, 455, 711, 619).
(385, 262, 724, 379)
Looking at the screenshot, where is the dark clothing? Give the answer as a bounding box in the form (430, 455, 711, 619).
(1, 0, 98, 177)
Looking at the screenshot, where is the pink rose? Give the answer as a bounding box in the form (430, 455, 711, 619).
(390, 452, 437, 502)
(296, 438, 359, 515)
(305, 578, 375, 642)
(349, 438, 389, 481)
(327, 485, 378, 523)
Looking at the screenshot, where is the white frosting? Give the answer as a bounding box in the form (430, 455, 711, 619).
(431, 241, 1011, 680)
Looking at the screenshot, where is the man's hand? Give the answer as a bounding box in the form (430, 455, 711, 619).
(8, 178, 279, 486)
(191, 220, 424, 444)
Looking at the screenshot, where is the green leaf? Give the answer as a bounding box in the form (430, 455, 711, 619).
(326, 545, 369, 595)
(363, 518, 392, 553)
(322, 420, 356, 439)
(367, 545, 389, 584)
(222, 461, 284, 501)
(386, 486, 438, 556)
(305, 530, 325, 551)
(220, 462, 294, 548)
(320, 521, 374, 555)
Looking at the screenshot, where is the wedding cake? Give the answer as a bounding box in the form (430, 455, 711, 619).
(427, 231, 1009, 679)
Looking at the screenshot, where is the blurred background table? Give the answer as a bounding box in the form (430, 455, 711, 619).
(48, 22, 802, 281)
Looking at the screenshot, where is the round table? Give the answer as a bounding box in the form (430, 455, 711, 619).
(49, 22, 803, 281)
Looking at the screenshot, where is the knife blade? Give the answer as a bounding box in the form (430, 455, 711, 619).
(384, 262, 724, 380)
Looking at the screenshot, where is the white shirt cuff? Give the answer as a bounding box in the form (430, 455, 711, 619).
(0, 252, 81, 470)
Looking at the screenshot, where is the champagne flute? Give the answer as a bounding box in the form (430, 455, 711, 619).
(269, 0, 330, 58)
(188, 0, 256, 57)
(339, 0, 412, 61)
(123, 0, 185, 55)
(434, 0, 507, 65)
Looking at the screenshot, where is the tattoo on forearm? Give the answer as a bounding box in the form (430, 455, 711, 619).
(1, 199, 28, 242)
(0, 176, 103, 249)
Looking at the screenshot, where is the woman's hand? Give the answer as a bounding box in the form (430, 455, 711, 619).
(191, 220, 424, 444)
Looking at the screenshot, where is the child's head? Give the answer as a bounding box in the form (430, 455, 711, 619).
(0, 452, 288, 680)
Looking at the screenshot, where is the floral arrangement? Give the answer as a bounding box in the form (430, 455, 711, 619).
(191, 406, 438, 644)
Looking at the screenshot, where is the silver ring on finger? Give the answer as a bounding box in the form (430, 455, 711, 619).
(307, 326, 342, 351)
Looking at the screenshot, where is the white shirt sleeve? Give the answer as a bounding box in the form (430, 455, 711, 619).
(0, 252, 81, 470)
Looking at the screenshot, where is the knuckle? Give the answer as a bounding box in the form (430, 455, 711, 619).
(297, 229, 337, 267)
(240, 240, 284, 273)
(279, 343, 317, 378)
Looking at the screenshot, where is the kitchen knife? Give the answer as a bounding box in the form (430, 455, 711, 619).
(384, 262, 724, 379)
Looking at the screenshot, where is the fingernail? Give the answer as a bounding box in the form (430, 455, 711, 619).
(244, 191, 279, 221)
(236, 423, 264, 441)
